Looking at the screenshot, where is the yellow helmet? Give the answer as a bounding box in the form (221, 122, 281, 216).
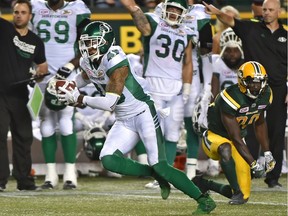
(238, 61, 268, 99)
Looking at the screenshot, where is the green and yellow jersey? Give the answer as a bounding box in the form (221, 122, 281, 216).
(207, 84, 273, 138)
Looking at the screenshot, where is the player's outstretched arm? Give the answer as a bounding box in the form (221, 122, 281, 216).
(120, 0, 151, 36)
(202, 1, 235, 27)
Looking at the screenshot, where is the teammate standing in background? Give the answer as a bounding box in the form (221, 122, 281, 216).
(182, 0, 214, 179)
(211, 27, 244, 97)
(30, 0, 91, 190)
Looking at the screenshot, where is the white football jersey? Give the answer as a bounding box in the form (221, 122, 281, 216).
(79, 45, 152, 120)
(184, 4, 210, 70)
(30, 0, 91, 75)
(127, 53, 143, 77)
(143, 13, 195, 95)
(212, 54, 238, 90)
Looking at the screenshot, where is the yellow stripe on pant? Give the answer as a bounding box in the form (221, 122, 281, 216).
(202, 130, 251, 200)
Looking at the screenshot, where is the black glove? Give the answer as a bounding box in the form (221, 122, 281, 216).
(56, 63, 75, 80)
(250, 160, 265, 178)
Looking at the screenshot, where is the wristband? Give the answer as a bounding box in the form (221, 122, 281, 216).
(64, 62, 75, 71)
(183, 83, 191, 95)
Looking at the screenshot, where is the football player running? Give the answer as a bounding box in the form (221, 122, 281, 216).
(122, 0, 195, 189)
(193, 61, 276, 204)
(30, 0, 91, 190)
(57, 21, 216, 214)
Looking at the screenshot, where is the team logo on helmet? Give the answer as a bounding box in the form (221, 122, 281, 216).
(79, 21, 115, 62)
(238, 61, 268, 99)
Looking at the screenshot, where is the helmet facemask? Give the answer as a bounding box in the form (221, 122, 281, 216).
(161, 0, 188, 26)
(79, 21, 115, 62)
(79, 35, 106, 62)
(220, 27, 244, 60)
(238, 61, 268, 99)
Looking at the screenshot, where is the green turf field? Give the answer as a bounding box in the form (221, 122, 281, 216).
(0, 174, 286, 216)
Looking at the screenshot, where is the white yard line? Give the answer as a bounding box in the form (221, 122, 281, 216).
(0, 190, 286, 206)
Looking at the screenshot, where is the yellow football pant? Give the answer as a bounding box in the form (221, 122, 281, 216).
(202, 130, 251, 200)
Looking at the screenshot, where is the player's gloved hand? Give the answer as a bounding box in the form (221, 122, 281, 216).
(57, 82, 82, 105)
(56, 63, 75, 80)
(197, 86, 212, 128)
(182, 83, 191, 104)
(250, 160, 265, 178)
(264, 151, 276, 173)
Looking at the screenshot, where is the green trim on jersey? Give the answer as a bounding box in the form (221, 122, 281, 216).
(208, 84, 272, 138)
(197, 18, 210, 31)
(106, 58, 128, 77)
(142, 14, 158, 77)
(76, 13, 90, 26)
(125, 70, 151, 103)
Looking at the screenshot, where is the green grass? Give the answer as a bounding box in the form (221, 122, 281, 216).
(0, 174, 287, 216)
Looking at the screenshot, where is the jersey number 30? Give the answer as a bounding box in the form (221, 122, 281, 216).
(156, 34, 185, 62)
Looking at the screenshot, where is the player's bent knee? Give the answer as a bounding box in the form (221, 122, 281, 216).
(101, 155, 119, 173)
(218, 143, 232, 162)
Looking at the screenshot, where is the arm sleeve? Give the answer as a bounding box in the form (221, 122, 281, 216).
(83, 92, 120, 112)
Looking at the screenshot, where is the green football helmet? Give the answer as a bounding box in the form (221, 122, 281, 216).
(161, 0, 188, 26)
(83, 125, 107, 161)
(79, 21, 115, 62)
(44, 77, 66, 111)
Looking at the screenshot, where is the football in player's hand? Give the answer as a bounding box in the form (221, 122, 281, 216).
(56, 80, 76, 94)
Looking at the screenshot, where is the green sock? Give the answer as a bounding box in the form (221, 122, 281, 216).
(207, 179, 233, 198)
(42, 133, 57, 163)
(165, 140, 177, 165)
(153, 161, 202, 200)
(184, 117, 199, 158)
(61, 133, 77, 163)
(101, 150, 153, 177)
(220, 158, 240, 192)
(135, 140, 147, 155)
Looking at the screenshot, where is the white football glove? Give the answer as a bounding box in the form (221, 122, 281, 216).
(57, 85, 81, 105)
(250, 160, 265, 178)
(197, 88, 212, 128)
(264, 151, 276, 173)
(182, 83, 191, 105)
